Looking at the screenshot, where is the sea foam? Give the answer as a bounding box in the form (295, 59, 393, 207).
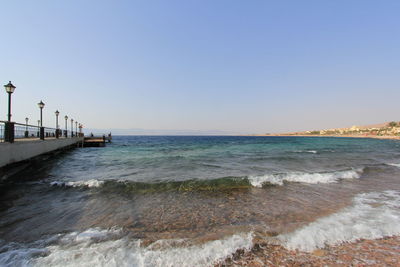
(50, 179, 104, 188)
(0, 229, 253, 267)
(386, 163, 400, 168)
(279, 190, 400, 251)
(293, 150, 317, 154)
(248, 168, 363, 187)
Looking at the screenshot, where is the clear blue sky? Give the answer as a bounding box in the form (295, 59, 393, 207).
(1, 1, 400, 134)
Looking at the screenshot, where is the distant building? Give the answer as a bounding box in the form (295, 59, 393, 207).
(350, 126, 359, 132)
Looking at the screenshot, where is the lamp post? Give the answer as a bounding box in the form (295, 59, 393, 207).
(25, 117, 29, 138)
(55, 110, 60, 138)
(38, 100, 45, 140)
(3, 81, 16, 142)
(4, 81, 16, 122)
(71, 119, 74, 137)
(64, 115, 68, 137)
(75, 121, 78, 136)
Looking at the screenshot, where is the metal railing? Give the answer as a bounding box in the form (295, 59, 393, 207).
(14, 122, 41, 139)
(0, 120, 83, 143)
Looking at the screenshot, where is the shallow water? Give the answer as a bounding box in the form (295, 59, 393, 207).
(1, 136, 400, 266)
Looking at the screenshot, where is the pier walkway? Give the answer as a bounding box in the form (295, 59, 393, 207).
(0, 120, 111, 169)
(0, 136, 84, 168)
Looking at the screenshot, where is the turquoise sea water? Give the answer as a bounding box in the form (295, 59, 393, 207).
(49, 135, 400, 184)
(1, 136, 400, 266)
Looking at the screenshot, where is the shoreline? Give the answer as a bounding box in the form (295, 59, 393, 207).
(219, 235, 400, 266)
(250, 134, 400, 140)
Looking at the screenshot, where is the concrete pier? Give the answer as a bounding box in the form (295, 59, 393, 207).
(0, 137, 84, 168)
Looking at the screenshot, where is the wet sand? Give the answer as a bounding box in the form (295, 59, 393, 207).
(218, 236, 400, 266)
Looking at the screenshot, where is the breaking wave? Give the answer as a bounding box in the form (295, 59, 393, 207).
(50, 179, 104, 188)
(293, 150, 317, 154)
(49, 168, 364, 192)
(386, 163, 400, 168)
(279, 190, 400, 251)
(50, 177, 252, 192)
(0, 228, 253, 267)
(248, 168, 363, 187)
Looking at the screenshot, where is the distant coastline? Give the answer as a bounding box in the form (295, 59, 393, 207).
(252, 121, 400, 141)
(252, 134, 400, 140)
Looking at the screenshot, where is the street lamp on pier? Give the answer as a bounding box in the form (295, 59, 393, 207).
(3, 81, 16, 142)
(25, 117, 29, 138)
(38, 100, 45, 140)
(38, 101, 45, 126)
(55, 110, 60, 138)
(4, 81, 16, 122)
(64, 115, 68, 137)
(75, 121, 78, 136)
(71, 119, 74, 137)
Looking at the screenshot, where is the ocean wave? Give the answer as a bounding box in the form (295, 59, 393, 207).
(50, 179, 104, 188)
(50, 177, 252, 192)
(49, 168, 364, 192)
(279, 190, 400, 251)
(248, 168, 363, 187)
(293, 150, 317, 154)
(0, 228, 253, 267)
(386, 163, 400, 168)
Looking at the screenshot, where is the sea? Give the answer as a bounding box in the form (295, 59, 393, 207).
(1, 136, 400, 266)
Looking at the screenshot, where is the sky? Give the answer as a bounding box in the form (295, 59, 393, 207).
(1, 0, 400, 134)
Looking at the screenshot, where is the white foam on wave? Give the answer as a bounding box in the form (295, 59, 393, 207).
(50, 179, 104, 188)
(248, 168, 363, 187)
(279, 190, 400, 252)
(293, 150, 317, 154)
(386, 163, 400, 168)
(0, 228, 253, 267)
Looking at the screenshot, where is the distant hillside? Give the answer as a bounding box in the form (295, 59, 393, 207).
(338, 122, 390, 130)
(274, 121, 400, 137)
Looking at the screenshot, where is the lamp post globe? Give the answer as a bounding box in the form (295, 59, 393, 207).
(38, 100, 45, 109)
(4, 81, 16, 122)
(4, 81, 16, 93)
